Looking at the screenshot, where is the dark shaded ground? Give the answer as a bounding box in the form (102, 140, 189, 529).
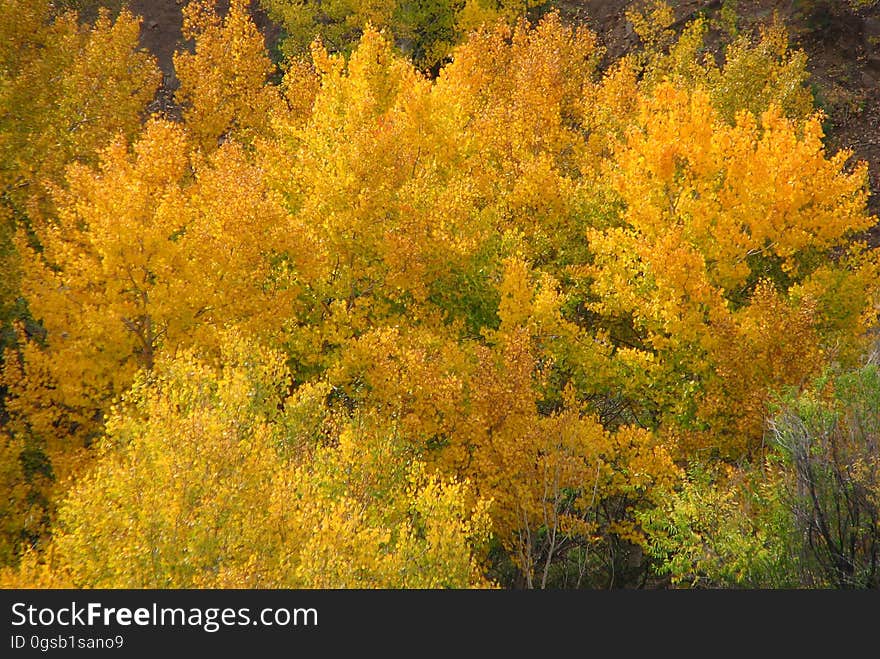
(128, 0, 185, 116)
(127, 0, 880, 235)
(128, 0, 185, 75)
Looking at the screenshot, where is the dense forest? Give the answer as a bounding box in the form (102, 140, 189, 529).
(1, 0, 879, 589)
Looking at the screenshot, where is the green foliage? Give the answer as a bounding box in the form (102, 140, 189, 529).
(628, 2, 814, 124)
(643, 361, 880, 589)
(769, 362, 880, 588)
(640, 462, 801, 588)
(258, 0, 544, 69)
(706, 22, 813, 124)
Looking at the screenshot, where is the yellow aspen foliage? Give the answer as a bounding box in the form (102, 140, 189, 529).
(0, 547, 74, 589)
(581, 9, 812, 170)
(587, 82, 875, 457)
(626, 0, 676, 55)
(459, 330, 677, 580)
(259, 0, 396, 61)
(281, 422, 493, 588)
(582, 58, 642, 160)
(4, 118, 312, 502)
(265, 16, 608, 386)
(497, 256, 533, 330)
(325, 313, 678, 586)
(47, 337, 492, 588)
(259, 17, 874, 581)
(0, 5, 160, 564)
(279, 57, 321, 126)
(174, 0, 284, 152)
(5, 4, 880, 589)
(0, 2, 160, 226)
(266, 16, 605, 381)
(695, 282, 825, 456)
(431, 15, 600, 256)
(0, 0, 160, 382)
(790, 249, 880, 362)
(4, 120, 191, 456)
(179, 139, 313, 343)
(267, 27, 472, 376)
